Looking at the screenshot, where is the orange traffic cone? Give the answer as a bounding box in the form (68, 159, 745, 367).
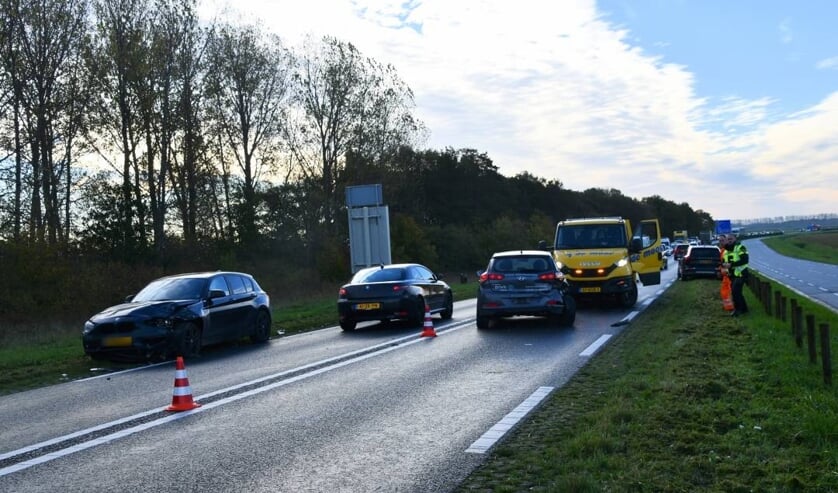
(420, 305, 437, 338)
(165, 356, 202, 412)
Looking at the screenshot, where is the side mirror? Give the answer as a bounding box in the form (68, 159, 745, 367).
(629, 237, 644, 253)
(537, 240, 553, 251)
(124, 295, 134, 303)
(209, 289, 226, 299)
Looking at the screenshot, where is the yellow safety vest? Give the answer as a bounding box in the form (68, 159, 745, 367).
(728, 243, 749, 277)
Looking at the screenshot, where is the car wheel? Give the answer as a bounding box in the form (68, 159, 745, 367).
(340, 320, 357, 331)
(617, 281, 638, 308)
(250, 309, 271, 343)
(440, 293, 454, 320)
(177, 322, 202, 358)
(408, 297, 425, 327)
(476, 314, 489, 329)
(558, 295, 576, 327)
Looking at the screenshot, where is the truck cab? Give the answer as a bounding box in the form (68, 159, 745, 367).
(551, 217, 662, 308)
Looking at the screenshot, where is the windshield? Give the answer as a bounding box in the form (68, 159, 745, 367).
(133, 277, 207, 302)
(555, 224, 626, 249)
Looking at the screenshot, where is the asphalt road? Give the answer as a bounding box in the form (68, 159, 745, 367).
(0, 268, 680, 492)
(745, 238, 838, 313)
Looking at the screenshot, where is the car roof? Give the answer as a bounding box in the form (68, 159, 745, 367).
(491, 250, 552, 258)
(154, 271, 253, 281)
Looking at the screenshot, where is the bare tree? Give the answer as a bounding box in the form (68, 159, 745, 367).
(286, 35, 423, 242)
(205, 23, 290, 245)
(3, 0, 90, 244)
(86, 0, 150, 255)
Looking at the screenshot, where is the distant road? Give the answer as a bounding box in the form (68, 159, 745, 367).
(745, 238, 838, 314)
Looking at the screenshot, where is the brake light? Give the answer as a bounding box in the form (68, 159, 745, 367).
(339, 288, 347, 296)
(538, 272, 557, 281)
(392, 285, 403, 292)
(479, 272, 504, 282)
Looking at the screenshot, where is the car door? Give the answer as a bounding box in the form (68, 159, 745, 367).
(205, 275, 235, 344)
(224, 274, 257, 339)
(414, 265, 444, 310)
(630, 219, 663, 286)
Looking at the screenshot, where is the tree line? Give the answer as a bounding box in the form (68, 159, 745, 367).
(0, 0, 711, 323)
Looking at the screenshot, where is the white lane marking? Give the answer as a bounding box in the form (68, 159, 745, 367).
(580, 335, 613, 357)
(75, 360, 169, 382)
(1, 322, 474, 476)
(465, 386, 554, 454)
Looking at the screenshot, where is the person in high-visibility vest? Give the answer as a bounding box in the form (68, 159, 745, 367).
(722, 233, 749, 316)
(718, 235, 734, 311)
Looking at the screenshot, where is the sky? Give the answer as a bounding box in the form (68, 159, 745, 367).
(198, 0, 838, 221)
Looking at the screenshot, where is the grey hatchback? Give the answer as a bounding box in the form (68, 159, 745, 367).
(476, 250, 576, 329)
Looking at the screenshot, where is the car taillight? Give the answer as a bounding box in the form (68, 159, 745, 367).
(393, 285, 403, 292)
(538, 272, 557, 281)
(479, 272, 504, 282)
(339, 288, 347, 296)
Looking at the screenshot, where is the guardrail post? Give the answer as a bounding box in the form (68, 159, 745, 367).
(774, 292, 782, 319)
(807, 315, 817, 364)
(791, 301, 802, 348)
(781, 296, 788, 323)
(820, 323, 832, 386)
(763, 280, 772, 316)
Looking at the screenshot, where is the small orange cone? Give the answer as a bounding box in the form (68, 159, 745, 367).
(165, 356, 202, 412)
(420, 305, 437, 338)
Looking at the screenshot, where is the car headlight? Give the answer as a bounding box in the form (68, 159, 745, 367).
(148, 318, 175, 329)
(614, 258, 628, 268)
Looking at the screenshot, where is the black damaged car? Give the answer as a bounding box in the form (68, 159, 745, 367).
(82, 271, 271, 361)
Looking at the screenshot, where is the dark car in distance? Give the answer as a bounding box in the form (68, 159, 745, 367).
(83, 271, 272, 361)
(337, 263, 453, 331)
(678, 245, 722, 281)
(672, 243, 690, 262)
(476, 250, 576, 329)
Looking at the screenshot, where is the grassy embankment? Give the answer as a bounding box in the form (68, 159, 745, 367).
(457, 232, 838, 492)
(761, 230, 838, 266)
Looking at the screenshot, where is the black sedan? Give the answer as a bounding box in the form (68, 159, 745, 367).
(337, 263, 453, 331)
(82, 271, 272, 361)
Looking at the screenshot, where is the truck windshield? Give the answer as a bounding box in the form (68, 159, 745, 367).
(556, 224, 626, 249)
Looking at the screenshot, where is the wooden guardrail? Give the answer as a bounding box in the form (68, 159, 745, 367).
(747, 274, 833, 385)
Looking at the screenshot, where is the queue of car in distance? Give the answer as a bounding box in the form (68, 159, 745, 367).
(337, 263, 454, 331)
(82, 271, 272, 361)
(476, 250, 576, 329)
(678, 245, 723, 281)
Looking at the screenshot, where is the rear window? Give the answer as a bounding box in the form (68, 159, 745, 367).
(354, 268, 405, 283)
(492, 256, 554, 273)
(689, 248, 719, 258)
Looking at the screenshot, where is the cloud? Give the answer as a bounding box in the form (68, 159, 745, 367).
(779, 18, 793, 44)
(198, 0, 837, 218)
(816, 56, 838, 70)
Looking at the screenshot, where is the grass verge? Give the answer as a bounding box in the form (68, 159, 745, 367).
(761, 231, 838, 265)
(456, 278, 838, 492)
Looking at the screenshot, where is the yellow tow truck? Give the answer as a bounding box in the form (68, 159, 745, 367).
(548, 217, 663, 308)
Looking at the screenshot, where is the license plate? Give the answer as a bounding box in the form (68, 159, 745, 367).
(355, 303, 381, 310)
(580, 287, 601, 293)
(103, 336, 132, 347)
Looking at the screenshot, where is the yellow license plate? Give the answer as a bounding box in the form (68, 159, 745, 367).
(103, 336, 133, 347)
(580, 287, 601, 293)
(356, 303, 381, 310)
